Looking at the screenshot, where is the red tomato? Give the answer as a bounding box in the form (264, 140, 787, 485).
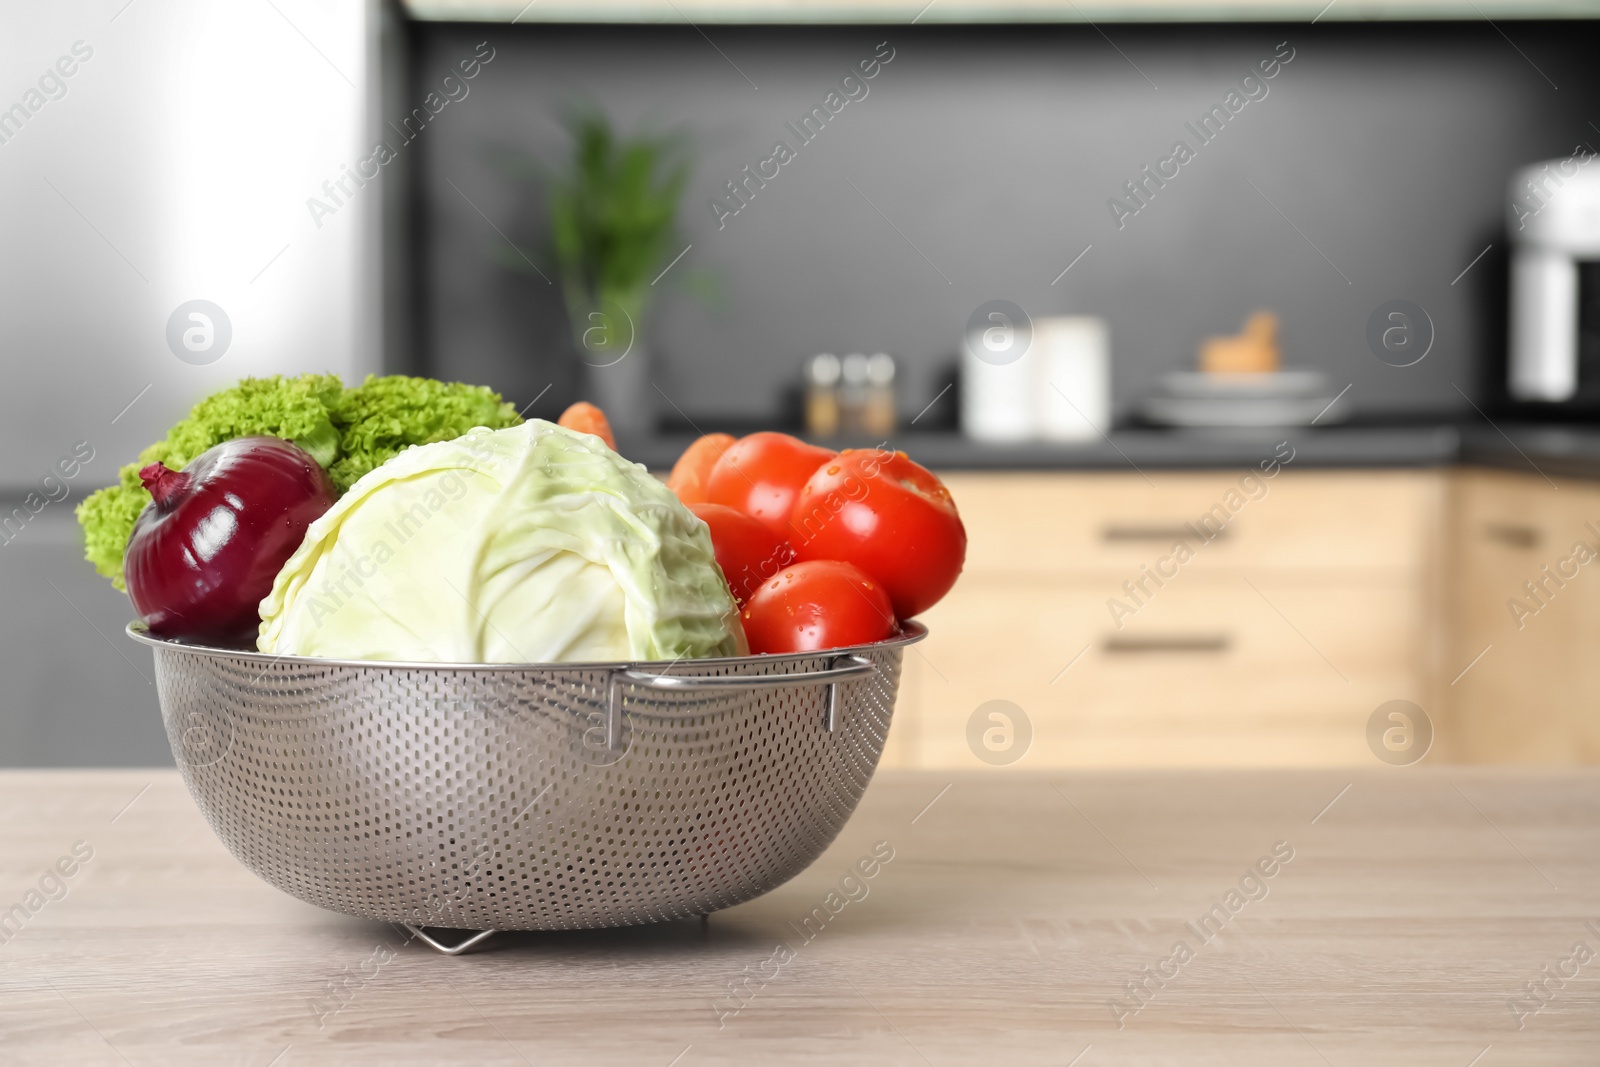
(667, 432, 735, 505)
(741, 560, 896, 654)
(688, 503, 794, 606)
(790, 449, 966, 618)
(703, 432, 835, 539)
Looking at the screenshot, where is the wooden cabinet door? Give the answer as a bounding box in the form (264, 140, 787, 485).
(941, 470, 1442, 578)
(1446, 470, 1600, 762)
(894, 572, 1420, 768)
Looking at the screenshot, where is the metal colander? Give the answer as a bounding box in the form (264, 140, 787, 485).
(128, 623, 922, 950)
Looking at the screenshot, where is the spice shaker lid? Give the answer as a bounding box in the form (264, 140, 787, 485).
(807, 353, 841, 386)
(866, 352, 895, 385)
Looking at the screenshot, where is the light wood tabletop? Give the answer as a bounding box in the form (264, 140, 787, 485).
(1, 767, 1597, 1065)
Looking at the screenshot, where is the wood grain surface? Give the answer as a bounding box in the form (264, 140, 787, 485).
(2, 768, 1597, 1065)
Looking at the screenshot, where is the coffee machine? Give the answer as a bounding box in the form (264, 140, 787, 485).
(1508, 152, 1600, 405)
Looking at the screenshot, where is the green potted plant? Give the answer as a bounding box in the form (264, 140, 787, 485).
(546, 105, 689, 436)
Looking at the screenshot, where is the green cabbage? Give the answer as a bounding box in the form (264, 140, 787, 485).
(258, 420, 742, 663)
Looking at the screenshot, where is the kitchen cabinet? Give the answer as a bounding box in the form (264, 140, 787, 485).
(1444, 469, 1600, 763)
(884, 470, 1448, 769)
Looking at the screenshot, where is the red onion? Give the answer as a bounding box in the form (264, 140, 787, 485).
(125, 436, 335, 647)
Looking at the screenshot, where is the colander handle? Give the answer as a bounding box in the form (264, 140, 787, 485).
(606, 654, 878, 748)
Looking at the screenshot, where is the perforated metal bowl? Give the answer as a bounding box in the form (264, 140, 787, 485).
(128, 622, 923, 949)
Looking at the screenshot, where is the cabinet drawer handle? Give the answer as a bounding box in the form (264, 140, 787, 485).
(1102, 634, 1231, 654)
(1482, 523, 1541, 549)
(1102, 523, 1228, 543)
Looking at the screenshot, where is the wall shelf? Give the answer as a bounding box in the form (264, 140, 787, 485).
(402, 0, 1600, 24)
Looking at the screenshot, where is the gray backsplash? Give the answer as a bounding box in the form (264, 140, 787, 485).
(410, 21, 1600, 427)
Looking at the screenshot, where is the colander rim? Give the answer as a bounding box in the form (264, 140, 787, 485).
(124, 618, 927, 672)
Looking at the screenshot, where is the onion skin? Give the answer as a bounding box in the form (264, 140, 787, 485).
(124, 436, 335, 647)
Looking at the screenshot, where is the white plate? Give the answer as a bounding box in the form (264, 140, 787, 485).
(1140, 393, 1344, 427)
(1158, 370, 1329, 399)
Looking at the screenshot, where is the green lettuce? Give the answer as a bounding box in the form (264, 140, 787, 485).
(258, 420, 741, 663)
(76, 374, 523, 590)
(328, 375, 520, 493)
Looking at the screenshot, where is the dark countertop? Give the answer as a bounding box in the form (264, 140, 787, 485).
(24, 423, 1600, 511)
(1458, 423, 1600, 481)
(618, 422, 1600, 479)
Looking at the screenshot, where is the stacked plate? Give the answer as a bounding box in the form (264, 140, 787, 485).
(1138, 370, 1344, 428)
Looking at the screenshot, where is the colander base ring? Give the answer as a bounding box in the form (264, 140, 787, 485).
(402, 925, 499, 955)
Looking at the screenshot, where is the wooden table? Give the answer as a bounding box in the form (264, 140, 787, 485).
(2, 768, 1597, 1065)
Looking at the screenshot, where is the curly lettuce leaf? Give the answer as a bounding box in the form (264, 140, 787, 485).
(76, 469, 152, 590)
(326, 374, 522, 493)
(165, 374, 344, 469)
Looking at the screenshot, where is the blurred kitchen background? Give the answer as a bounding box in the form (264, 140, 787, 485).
(7, 0, 1600, 766)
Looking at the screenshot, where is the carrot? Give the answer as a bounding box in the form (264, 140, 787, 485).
(667, 432, 736, 504)
(557, 401, 616, 451)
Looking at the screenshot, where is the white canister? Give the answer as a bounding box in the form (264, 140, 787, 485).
(1036, 316, 1110, 441)
(960, 303, 1037, 442)
(960, 310, 1109, 442)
